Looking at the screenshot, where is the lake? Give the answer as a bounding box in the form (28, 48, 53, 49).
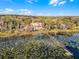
(0, 33, 79, 59)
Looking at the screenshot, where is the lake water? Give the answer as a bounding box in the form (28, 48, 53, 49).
(55, 33, 79, 59)
(0, 33, 79, 59)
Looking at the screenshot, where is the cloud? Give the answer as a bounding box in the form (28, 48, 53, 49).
(49, 0, 58, 6)
(26, 0, 38, 4)
(49, 0, 74, 6)
(70, 0, 74, 2)
(0, 8, 32, 15)
(4, 8, 14, 12)
(27, 0, 33, 4)
(17, 9, 32, 15)
(59, 1, 66, 5)
(0, 8, 14, 14)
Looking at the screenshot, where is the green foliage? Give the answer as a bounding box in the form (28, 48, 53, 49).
(0, 15, 79, 32)
(0, 39, 73, 59)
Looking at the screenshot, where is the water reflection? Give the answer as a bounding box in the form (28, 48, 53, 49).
(66, 46, 79, 59)
(0, 33, 79, 59)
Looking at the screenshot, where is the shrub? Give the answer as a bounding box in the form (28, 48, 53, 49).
(0, 39, 73, 59)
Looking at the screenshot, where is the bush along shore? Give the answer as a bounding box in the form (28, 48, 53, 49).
(0, 34, 74, 59)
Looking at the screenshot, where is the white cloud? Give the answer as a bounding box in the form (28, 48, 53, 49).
(70, 0, 74, 2)
(27, 0, 33, 4)
(26, 0, 38, 4)
(49, 0, 58, 6)
(59, 1, 66, 5)
(49, 0, 74, 6)
(17, 9, 32, 15)
(0, 8, 14, 14)
(4, 8, 14, 12)
(0, 8, 32, 15)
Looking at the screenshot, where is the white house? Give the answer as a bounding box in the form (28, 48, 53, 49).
(30, 22, 44, 31)
(22, 25, 33, 32)
(19, 22, 44, 32)
(59, 24, 67, 30)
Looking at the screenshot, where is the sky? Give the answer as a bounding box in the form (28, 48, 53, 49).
(0, 0, 79, 16)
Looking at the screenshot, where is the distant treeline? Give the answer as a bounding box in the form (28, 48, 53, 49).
(0, 15, 79, 32)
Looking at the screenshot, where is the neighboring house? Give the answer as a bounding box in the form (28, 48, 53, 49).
(23, 25, 33, 32)
(30, 22, 44, 31)
(18, 22, 44, 32)
(59, 24, 67, 30)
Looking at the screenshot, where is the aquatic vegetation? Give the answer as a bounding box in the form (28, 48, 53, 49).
(0, 38, 73, 59)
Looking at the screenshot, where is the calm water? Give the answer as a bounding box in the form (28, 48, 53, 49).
(56, 33, 79, 59)
(66, 46, 79, 59)
(0, 33, 79, 59)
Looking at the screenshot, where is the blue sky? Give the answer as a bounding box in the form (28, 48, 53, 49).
(0, 0, 79, 16)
